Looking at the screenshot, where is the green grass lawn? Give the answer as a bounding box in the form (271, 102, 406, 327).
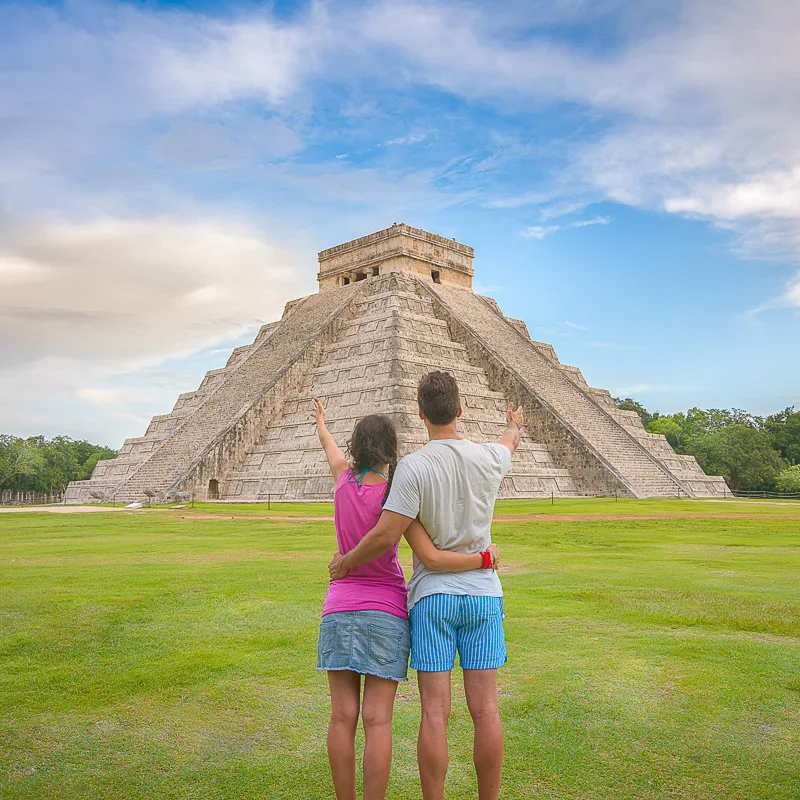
(1, 500, 798, 799)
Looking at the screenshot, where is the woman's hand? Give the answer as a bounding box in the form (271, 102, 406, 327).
(488, 543, 500, 569)
(313, 398, 348, 481)
(312, 397, 326, 427)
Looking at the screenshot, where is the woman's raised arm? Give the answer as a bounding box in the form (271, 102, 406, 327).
(403, 519, 498, 572)
(312, 398, 349, 481)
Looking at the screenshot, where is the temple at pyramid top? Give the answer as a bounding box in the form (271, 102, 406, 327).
(67, 223, 728, 504)
(318, 223, 475, 291)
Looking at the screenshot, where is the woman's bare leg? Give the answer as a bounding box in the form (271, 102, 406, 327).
(328, 671, 361, 800)
(361, 675, 399, 800)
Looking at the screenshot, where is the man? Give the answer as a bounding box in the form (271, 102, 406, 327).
(329, 370, 523, 800)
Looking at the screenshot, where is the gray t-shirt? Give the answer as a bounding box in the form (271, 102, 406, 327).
(383, 438, 512, 610)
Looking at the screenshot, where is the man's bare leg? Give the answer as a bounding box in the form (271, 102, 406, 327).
(463, 669, 503, 800)
(417, 670, 451, 800)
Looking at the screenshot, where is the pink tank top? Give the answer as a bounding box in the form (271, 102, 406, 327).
(322, 469, 409, 619)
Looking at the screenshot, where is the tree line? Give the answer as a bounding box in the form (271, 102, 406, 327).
(0, 435, 118, 493)
(4, 403, 800, 495)
(614, 400, 800, 492)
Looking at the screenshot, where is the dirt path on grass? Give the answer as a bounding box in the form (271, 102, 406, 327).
(0, 505, 132, 514)
(4, 508, 797, 523)
(492, 512, 800, 522)
(185, 511, 800, 523)
(185, 514, 336, 521)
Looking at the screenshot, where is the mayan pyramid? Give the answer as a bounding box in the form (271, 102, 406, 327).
(67, 224, 728, 504)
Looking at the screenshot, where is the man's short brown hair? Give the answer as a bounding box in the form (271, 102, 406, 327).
(418, 371, 461, 425)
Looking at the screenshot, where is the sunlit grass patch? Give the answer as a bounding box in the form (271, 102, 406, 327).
(1, 506, 798, 799)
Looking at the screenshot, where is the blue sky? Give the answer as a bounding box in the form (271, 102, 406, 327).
(1, 0, 798, 447)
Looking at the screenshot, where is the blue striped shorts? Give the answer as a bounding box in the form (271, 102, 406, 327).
(410, 594, 507, 672)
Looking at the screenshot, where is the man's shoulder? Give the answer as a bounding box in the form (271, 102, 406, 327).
(401, 440, 500, 460)
(398, 449, 427, 469)
(459, 439, 508, 459)
(456, 440, 512, 475)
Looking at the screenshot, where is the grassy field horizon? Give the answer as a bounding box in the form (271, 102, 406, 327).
(1, 500, 798, 798)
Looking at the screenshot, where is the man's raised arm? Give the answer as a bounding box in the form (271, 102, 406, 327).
(498, 402, 524, 455)
(329, 510, 414, 580)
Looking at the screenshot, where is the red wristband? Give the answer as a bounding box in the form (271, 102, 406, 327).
(480, 551, 493, 570)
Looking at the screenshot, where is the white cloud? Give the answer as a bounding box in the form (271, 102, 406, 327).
(565, 320, 589, 331)
(0, 3, 325, 121)
(484, 190, 552, 210)
(473, 282, 506, 294)
(152, 15, 325, 108)
(0, 215, 310, 372)
(664, 167, 800, 220)
(76, 387, 126, 407)
(360, 0, 800, 307)
(538, 200, 592, 221)
(570, 216, 611, 229)
(151, 118, 303, 169)
(787, 278, 800, 307)
(610, 384, 651, 396)
(0, 256, 51, 286)
(520, 216, 611, 238)
(0, 214, 313, 442)
(266, 161, 458, 209)
(2, 0, 799, 443)
(386, 133, 427, 146)
(521, 225, 559, 239)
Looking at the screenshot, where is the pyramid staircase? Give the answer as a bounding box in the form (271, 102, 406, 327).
(223, 273, 576, 500)
(422, 282, 727, 498)
(67, 223, 728, 504)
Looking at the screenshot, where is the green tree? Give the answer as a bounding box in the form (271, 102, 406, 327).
(765, 407, 800, 465)
(647, 416, 684, 449)
(0, 436, 47, 491)
(614, 397, 660, 429)
(775, 465, 800, 493)
(691, 425, 787, 491)
(0, 435, 118, 493)
(77, 448, 116, 481)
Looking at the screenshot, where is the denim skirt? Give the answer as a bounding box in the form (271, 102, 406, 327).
(317, 610, 411, 682)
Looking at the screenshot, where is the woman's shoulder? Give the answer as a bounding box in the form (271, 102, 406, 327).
(335, 467, 353, 490)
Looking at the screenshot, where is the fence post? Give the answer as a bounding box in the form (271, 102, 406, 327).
(551, 491, 554, 506)
(268, 493, 271, 511)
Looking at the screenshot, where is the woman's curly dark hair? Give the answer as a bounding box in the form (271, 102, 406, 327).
(347, 414, 398, 506)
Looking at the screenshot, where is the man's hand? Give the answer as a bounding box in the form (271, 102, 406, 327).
(499, 403, 523, 456)
(488, 543, 500, 570)
(506, 402, 524, 430)
(329, 552, 349, 581)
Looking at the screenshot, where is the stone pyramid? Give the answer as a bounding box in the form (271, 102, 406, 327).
(67, 224, 728, 503)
